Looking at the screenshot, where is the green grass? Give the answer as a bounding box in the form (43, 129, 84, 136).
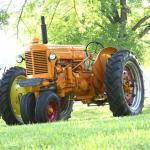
(0, 100, 150, 150)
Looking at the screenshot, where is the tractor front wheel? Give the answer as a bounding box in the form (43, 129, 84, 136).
(35, 91, 60, 123)
(20, 93, 36, 124)
(0, 67, 29, 125)
(105, 50, 144, 116)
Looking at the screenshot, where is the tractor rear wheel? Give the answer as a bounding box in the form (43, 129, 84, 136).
(35, 91, 60, 123)
(105, 50, 144, 116)
(0, 67, 29, 125)
(20, 93, 36, 124)
(59, 96, 73, 121)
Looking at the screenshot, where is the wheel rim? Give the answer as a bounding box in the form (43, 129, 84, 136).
(10, 75, 30, 122)
(123, 61, 142, 111)
(47, 101, 58, 121)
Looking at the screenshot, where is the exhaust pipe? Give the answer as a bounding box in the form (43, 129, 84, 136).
(41, 16, 48, 44)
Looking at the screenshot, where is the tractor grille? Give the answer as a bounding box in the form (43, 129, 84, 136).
(25, 52, 33, 75)
(33, 51, 48, 74)
(25, 51, 48, 75)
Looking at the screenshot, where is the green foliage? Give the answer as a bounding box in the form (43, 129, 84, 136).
(0, 10, 9, 27)
(144, 49, 150, 69)
(98, 23, 145, 61)
(14, 0, 149, 62)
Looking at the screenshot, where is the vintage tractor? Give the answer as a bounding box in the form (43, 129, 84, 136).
(0, 17, 144, 125)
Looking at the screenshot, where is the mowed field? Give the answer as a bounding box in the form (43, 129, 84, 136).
(0, 100, 150, 150)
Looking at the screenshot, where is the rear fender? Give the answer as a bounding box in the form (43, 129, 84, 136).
(92, 47, 117, 94)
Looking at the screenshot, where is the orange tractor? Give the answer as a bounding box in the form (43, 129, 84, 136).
(0, 17, 144, 125)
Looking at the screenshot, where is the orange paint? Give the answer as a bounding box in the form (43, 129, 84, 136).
(24, 43, 117, 103)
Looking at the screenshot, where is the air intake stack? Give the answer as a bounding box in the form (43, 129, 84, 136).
(41, 16, 48, 44)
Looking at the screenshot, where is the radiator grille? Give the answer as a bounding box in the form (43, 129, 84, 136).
(33, 51, 48, 74)
(25, 52, 33, 75)
(25, 50, 48, 75)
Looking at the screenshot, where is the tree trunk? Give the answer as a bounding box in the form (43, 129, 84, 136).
(120, 0, 127, 23)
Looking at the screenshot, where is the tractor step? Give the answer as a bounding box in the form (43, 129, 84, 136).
(18, 78, 44, 87)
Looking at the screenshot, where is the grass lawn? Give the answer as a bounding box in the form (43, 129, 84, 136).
(0, 100, 150, 150)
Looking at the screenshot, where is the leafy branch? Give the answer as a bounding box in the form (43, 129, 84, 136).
(17, 0, 28, 39)
(132, 16, 150, 31)
(47, 0, 61, 29)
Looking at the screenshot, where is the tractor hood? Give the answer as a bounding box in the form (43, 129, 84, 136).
(24, 43, 85, 80)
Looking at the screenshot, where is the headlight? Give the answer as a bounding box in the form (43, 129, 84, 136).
(49, 52, 56, 60)
(16, 55, 24, 63)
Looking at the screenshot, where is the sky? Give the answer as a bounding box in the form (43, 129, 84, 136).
(0, 30, 18, 67)
(0, 0, 25, 67)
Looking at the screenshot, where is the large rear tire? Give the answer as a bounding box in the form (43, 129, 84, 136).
(0, 67, 29, 125)
(105, 50, 144, 116)
(35, 91, 60, 123)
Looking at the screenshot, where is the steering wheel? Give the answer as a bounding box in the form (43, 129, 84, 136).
(85, 41, 104, 58)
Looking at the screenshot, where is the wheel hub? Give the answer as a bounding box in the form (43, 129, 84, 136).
(47, 102, 58, 121)
(123, 67, 135, 106)
(10, 75, 30, 121)
(48, 106, 54, 113)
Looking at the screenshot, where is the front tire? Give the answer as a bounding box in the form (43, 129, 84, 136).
(105, 50, 144, 116)
(0, 67, 28, 125)
(35, 91, 60, 123)
(20, 93, 36, 124)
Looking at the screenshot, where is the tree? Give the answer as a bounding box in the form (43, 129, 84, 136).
(10, 0, 150, 61)
(99, 0, 150, 60)
(0, 10, 9, 28)
(0, 0, 11, 28)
